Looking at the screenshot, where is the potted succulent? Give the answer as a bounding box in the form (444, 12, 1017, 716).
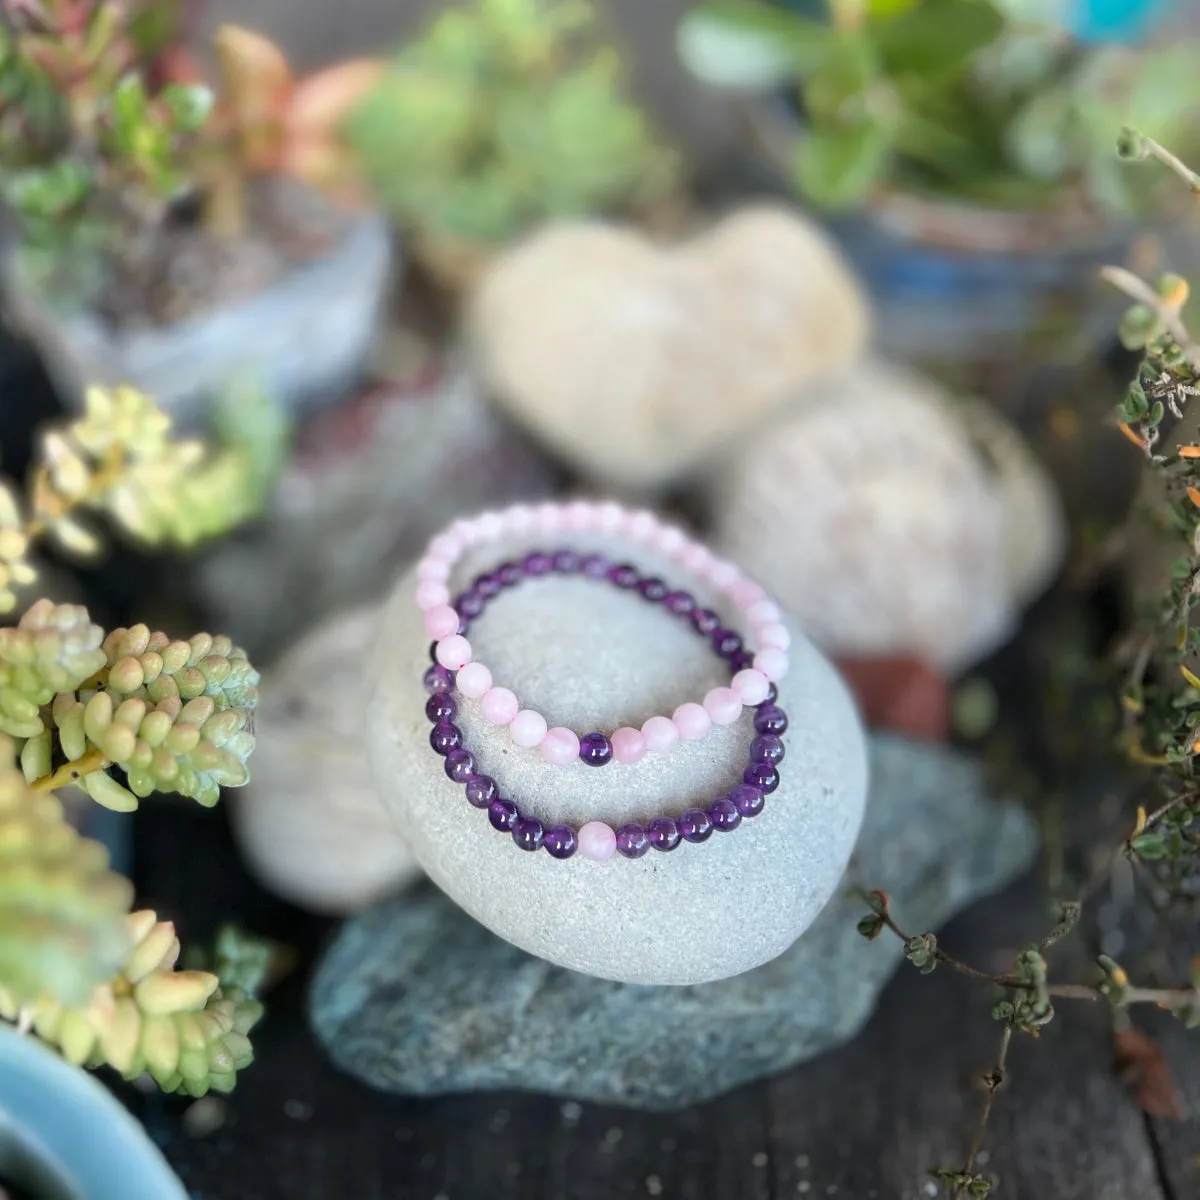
(0, 386, 270, 1198)
(0, 2, 392, 426)
(678, 0, 1200, 396)
(343, 0, 681, 296)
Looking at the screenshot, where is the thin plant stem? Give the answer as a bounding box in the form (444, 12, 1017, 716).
(953, 1025, 1012, 1200)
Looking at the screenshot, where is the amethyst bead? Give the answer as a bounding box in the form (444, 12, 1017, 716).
(425, 693, 457, 723)
(608, 563, 639, 589)
(465, 774, 498, 808)
(523, 551, 554, 576)
(445, 748, 476, 783)
(754, 704, 789, 735)
(512, 816, 545, 852)
(544, 824, 578, 859)
(729, 650, 755, 672)
(690, 607, 721, 636)
(731, 783, 765, 818)
(580, 553, 610, 579)
(646, 815, 681, 852)
(429, 722, 462, 756)
(678, 808, 713, 843)
(615, 823, 650, 858)
(423, 665, 455, 695)
(497, 561, 523, 588)
(663, 589, 695, 617)
(457, 591, 486, 619)
(637, 576, 667, 602)
(709, 796, 742, 832)
(751, 733, 786, 764)
(579, 731, 614, 767)
(711, 628, 743, 658)
(766, 683, 779, 704)
(472, 571, 503, 598)
(488, 798, 519, 831)
(743, 761, 780, 794)
(552, 549, 582, 574)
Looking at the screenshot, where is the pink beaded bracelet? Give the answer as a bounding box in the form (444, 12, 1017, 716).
(413, 501, 790, 765)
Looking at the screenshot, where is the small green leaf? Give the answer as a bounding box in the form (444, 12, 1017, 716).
(874, 0, 1004, 80)
(795, 120, 891, 209)
(109, 74, 150, 151)
(856, 913, 885, 939)
(159, 83, 214, 133)
(1148, 400, 1165, 428)
(1131, 832, 1166, 859)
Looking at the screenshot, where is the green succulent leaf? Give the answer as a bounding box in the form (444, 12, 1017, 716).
(795, 118, 892, 209)
(874, 0, 1005, 80)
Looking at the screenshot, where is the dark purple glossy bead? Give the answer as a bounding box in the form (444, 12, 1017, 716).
(523, 551, 554, 576)
(646, 815, 681, 852)
(544, 824, 578, 859)
(754, 704, 788, 735)
(423, 665, 456, 695)
(472, 571, 502, 599)
(690, 607, 721, 636)
(577, 732, 612, 767)
(678, 808, 713, 843)
(615, 823, 650, 858)
(425, 693, 457, 723)
(551, 549, 582, 574)
(709, 796, 742, 832)
(729, 650, 754, 672)
(457, 591, 486, 619)
(663, 589, 695, 616)
(712, 628, 743, 658)
(512, 816, 545, 852)
(608, 563, 639, 589)
(445, 748, 476, 783)
(765, 683, 779, 705)
(497, 561, 523, 588)
(580, 553, 610, 579)
(428, 641, 440, 665)
(429, 722, 462, 756)
(488, 798, 518, 831)
(751, 733, 786, 764)
(743, 761, 780, 794)
(637, 576, 667, 602)
(731, 783, 765, 818)
(465, 774, 498, 808)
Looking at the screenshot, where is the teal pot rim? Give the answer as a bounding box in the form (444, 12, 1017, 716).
(0, 1026, 187, 1200)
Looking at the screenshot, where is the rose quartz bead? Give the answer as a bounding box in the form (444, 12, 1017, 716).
(625, 509, 658, 542)
(673, 702, 712, 741)
(731, 578, 766, 611)
(477, 511, 505, 539)
(503, 505, 535, 535)
(708, 560, 739, 590)
(564, 500, 594, 531)
(654, 524, 687, 556)
(415, 580, 450, 610)
(704, 686, 743, 726)
(747, 599, 781, 626)
(578, 821, 617, 861)
(533, 502, 564, 533)
(423, 604, 460, 640)
(480, 686, 519, 725)
(732, 668, 771, 706)
(758, 623, 791, 651)
(641, 714, 680, 754)
(611, 726, 648, 764)
(428, 533, 462, 560)
(435, 635, 472, 670)
(755, 648, 789, 682)
(680, 542, 714, 574)
(541, 727, 581, 765)
(510, 709, 548, 747)
(595, 501, 623, 532)
(417, 558, 450, 582)
(456, 661, 493, 699)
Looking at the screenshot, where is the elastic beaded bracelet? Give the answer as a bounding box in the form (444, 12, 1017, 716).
(414, 501, 790, 765)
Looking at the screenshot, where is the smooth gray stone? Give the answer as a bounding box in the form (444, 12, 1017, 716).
(309, 735, 1038, 1111)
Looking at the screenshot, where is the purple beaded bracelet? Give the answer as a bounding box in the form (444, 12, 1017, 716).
(422, 551, 789, 861)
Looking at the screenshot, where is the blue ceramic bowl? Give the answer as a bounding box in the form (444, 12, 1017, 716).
(0, 1028, 187, 1200)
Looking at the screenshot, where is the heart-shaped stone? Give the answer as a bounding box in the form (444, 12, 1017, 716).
(468, 205, 869, 491)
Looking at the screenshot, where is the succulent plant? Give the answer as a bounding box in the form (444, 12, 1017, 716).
(679, 0, 1200, 214)
(344, 0, 678, 251)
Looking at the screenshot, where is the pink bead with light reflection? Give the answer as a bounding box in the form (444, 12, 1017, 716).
(625, 510, 657, 542)
(755, 648, 789, 681)
(704, 687, 742, 726)
(503, 505, 535, 535)
(611, 726, 647, 764)
(732, 668, 771, 706)
(595, 502, 623, 532)
(534, 503, 564, 533)
(708, 560, 739, 590)
(680, 542, 713, 575)
(731, 578, 766, 611)
(510, 710, 548, 747)
(456, 662, 493, 699)
(564, 500, 593, 532)
(435, 635, 472, 670)
(758, 623, 791, 651)
(655, 525, 686, 556)
(423, 605, 460, 640)
(417, 558, 450, 582)
(480, 686, 519, 724)
(747, 599, 781, 626)
(641, 715, 680, 754)
(673, 702, 712, 741)
(415, 580, 450, 610)
(578, 821, 617, 861)
(541, 727, 580, 765)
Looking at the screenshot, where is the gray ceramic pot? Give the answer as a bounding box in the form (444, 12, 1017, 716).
(3, 212, 395, 428)
(0, 1027, 187, 1200)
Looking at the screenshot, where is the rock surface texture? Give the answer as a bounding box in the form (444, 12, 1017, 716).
(468, 206, 869, 491)
(311, 735, 1038, 1110)
(367, 527, 869, 986)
